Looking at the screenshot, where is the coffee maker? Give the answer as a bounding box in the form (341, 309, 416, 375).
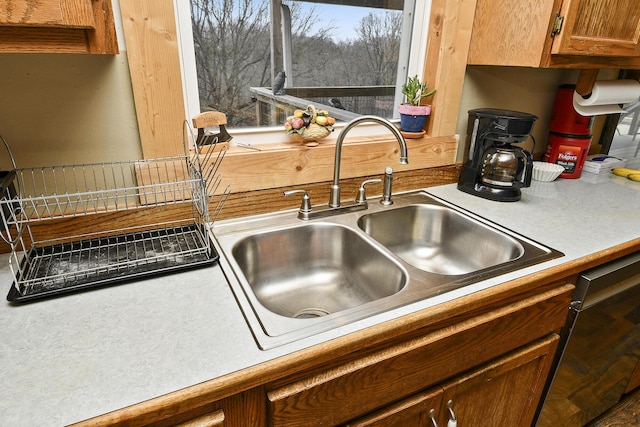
(457, 108, 537, 202)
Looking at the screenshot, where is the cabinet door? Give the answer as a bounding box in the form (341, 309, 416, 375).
(0, 0, 95, 28)
(0, 0, 117, 53)
(437, 335, 559, 427)
(467, 0, 558, 67)
(551, 0, 640, 57)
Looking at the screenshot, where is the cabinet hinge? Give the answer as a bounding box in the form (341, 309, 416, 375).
(551, 12, 564, 37)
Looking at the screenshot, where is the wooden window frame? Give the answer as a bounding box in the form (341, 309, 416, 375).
(119, 0, 476, 193)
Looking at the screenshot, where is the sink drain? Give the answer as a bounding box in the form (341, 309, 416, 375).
(293, 308, 330, 319)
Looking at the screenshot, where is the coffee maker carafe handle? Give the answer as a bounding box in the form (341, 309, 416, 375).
(521, 150, 533, 187)
(510, 149, 533, 189)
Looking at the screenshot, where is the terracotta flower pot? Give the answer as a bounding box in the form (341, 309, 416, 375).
(398, 104, 431, 133)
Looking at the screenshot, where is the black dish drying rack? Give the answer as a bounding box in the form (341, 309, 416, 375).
(0, 134, 230, 302)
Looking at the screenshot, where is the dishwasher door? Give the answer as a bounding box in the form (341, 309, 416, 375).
(537, 251, 640, 426)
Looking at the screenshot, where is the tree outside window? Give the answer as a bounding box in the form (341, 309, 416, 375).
(190, 0, 406, 128)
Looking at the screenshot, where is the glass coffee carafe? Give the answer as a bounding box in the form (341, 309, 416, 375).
(480, 142, 533, 188)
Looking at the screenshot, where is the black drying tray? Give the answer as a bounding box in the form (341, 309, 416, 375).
(7, 224, 218, 303)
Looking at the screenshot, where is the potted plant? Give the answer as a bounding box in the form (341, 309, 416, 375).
(399, 75, 436, 133)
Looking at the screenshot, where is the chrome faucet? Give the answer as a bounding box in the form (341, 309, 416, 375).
(284, 115, 408, 220)
(329, 115, 408, 207)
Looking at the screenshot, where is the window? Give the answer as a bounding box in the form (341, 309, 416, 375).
(175, 0, 431, 144)
(605, 70, 640, 168)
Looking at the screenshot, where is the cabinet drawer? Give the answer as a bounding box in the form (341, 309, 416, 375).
(267, 286, 572, 426)
(346, 387, 443, 427)
(174, 409, 225, 427)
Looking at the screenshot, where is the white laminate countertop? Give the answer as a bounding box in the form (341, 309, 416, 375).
(1, 174, 639, 426)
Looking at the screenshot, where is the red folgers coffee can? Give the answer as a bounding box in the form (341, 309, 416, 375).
(543, 132, 592, 179)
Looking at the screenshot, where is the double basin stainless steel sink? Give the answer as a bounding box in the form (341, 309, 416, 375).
(211, 191, 562, 349)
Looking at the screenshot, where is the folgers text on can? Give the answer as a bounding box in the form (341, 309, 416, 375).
(543, 132, 591, 179)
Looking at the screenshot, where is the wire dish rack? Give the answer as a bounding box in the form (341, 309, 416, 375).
(0, 133, 230, 302)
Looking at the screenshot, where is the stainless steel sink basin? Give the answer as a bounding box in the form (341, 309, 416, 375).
(231, 224, 406, 318)
(211, 191, 563, 349)
(357, 205, 524, 275)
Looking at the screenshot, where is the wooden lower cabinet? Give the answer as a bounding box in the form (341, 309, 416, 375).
(266, 286, 570, 426)
(346, 335, 558, 427)
(438, 335, 558, 427)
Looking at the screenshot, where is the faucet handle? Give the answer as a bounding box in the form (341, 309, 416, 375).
(355, 179, 382, 204)
(284, 189, 312, 214)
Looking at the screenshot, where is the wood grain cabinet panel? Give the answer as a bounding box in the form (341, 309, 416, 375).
(551, 0, 640, 57)
(345, 387, 444, 427)
(0, 0, 117, 53)
(266, 286, 572, 426)
(468, 0, 559, 67)
(0, 0, 95, 28)
(346, 335, 558, 427)
(468, 0, 640, 68)
(437, 335, 558, 427)
(174, 409, 225, 427)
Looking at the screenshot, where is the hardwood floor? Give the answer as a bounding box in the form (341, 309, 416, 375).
(585, 388, 640, 426)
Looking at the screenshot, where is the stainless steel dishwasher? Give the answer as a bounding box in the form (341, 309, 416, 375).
(536, 250, 640, 426)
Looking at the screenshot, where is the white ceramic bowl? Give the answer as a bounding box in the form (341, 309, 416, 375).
(532, 161, 565, 182)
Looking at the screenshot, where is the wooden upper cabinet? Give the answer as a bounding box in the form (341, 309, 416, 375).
(0, 0, 117, 53)
(468, 0, 558, 67)
(0, 0, 95, 28)
(468, 0, 640, 68)
(551, 0, 640, 57)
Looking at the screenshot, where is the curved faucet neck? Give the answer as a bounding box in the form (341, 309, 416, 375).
(329, 115, 409, 208)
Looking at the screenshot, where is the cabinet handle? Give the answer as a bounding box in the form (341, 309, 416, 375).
(428, 408, 439, 427)
(446, 399, 457, 427)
